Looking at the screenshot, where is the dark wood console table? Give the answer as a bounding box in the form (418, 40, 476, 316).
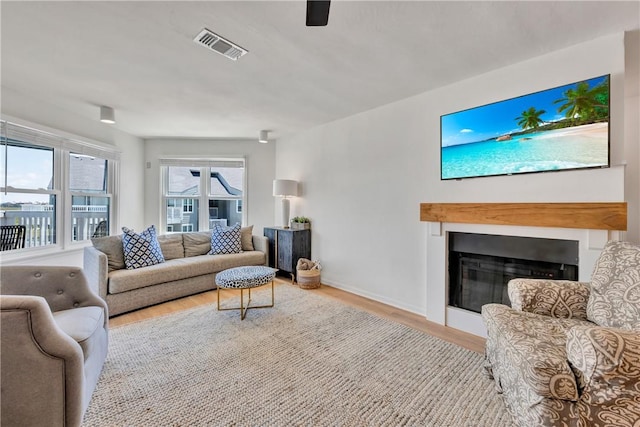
(263, 227, 311, 282)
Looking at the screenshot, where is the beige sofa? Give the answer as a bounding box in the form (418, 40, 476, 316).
(83, 230, 268, 317)
(482, 240, 640, 426)
(1, 266, 108, 427)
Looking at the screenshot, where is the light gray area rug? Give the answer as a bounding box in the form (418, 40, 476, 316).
(83, 284, 512, 426)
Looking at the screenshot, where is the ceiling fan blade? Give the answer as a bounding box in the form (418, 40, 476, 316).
(306, 0, 331, 26)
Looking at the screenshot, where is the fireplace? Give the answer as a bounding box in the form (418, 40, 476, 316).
(448, 233, 579, 313)
(420, 202, 624, 337)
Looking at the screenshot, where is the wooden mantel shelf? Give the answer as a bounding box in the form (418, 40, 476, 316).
(419, 202, 627, 231)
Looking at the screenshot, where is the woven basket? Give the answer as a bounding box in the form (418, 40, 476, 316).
(297, 269, 321, 289)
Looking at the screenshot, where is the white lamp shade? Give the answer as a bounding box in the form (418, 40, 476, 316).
(273, 179, 298, 197)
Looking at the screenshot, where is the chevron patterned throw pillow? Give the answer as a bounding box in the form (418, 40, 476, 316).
(122, 225, 165, 269)
(209, 223, 243, 255)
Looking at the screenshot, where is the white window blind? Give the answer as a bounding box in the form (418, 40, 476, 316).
(159, 158, 244, 168)
(1, 120, 120, 160)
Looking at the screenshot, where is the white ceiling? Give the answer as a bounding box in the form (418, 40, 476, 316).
(2, 1, 639, 140)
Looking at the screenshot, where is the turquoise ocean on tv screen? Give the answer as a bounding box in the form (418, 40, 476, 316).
(441, 125, 609, 179)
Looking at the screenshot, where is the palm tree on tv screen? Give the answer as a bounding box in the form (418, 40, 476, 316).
(553, 79, 608, 124)
(516, 107, 546, 130)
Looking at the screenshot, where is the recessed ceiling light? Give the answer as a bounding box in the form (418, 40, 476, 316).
(100, 106, 115, 124)
(258, 130, 269, 144)
(259, 130, 269, 143)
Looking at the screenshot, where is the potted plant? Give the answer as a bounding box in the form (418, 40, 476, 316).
(290, 216, 311, 230)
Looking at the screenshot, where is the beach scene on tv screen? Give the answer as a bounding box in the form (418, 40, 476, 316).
(441, 75, 609, 180)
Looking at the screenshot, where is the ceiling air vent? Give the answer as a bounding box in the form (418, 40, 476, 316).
(193, 28, 247, 61)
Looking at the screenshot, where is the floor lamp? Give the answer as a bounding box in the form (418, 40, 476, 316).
(273, 179, 298, 228)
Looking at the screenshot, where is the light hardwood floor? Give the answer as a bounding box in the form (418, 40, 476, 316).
(110, 279, 486, 354)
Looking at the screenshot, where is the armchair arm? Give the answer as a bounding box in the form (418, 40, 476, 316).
(508, 278, 590, 320)
(252, 235, 269, 266)
(83, 245, 109, 300)
(566, 325, 640, 421)
(0, 266, 108, 321)
(1, 295, 84, 427)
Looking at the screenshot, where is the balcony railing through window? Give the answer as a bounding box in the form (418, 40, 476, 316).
(1, 204, 109, 249)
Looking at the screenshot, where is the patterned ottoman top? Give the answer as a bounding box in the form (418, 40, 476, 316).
(215, 266, 278, 289)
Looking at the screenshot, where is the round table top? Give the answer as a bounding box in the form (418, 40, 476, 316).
(215, 266, 277, 289)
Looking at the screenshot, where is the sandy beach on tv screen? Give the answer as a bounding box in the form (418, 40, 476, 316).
(536, 122, 607, 140)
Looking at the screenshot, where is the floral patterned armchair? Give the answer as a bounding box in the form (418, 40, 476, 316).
(482, 240, 640, 426)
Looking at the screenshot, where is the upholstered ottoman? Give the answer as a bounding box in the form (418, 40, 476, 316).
(215, 266, 277, 320)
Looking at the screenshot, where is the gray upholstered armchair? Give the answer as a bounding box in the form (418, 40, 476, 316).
(482, 240, 640, 426)
(1, 266, 109, 427)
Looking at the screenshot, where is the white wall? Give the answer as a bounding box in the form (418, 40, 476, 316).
(275, 32, 638, 318)
(144, 138, 276, 235)
(0, 87, 145, 267)
(624, 30, 640, 242)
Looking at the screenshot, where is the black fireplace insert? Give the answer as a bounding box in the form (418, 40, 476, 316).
(448, 233, 578, 314)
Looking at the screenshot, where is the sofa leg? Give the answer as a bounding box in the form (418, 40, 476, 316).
(484, 364, 495, 379)
(483, 353, 494, 379)
(483, 353, 504, 394)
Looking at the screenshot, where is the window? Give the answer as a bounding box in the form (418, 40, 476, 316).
(1, 120, 119, 253)
(0, 142, 57, 248)
(161, 159, 245, 232)
(208, 165, 244, 230)
(182, 199, 194, 213)
(164, 167, 199, 232)
(69, 153, 111, 242)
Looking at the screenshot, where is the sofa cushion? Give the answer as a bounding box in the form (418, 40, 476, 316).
(587, 240, 640, 330)
(183, 251, 264, 276)
(91, 235, 125, 272)
(107, 251, 265, 294)
(240, 225, 254, 251)
(482, 304, 593, 401)
(109, 258, 211, 294)
(157, 234, 184, 260)
(183, 231, 211, 257)
(211, 251, 265, 273)
(209, 223, 242, 255)
(122, 225, 165, 269)
(53, 306, 104, 362)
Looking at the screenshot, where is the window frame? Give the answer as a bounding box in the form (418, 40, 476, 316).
(160, 158, 246, 232)
(66, 152, 117, 248)
(1, 119, 120, 258)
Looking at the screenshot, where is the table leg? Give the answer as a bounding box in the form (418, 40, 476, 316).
(216, 279, 275, 320)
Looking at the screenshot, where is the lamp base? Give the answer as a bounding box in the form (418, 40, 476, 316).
(281, 197, 290, 228)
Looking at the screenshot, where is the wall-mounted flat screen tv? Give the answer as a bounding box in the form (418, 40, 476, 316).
(441, 75, 610, 180)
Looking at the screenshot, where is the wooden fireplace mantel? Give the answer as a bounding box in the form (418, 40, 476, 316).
(419, 202, 627, 231)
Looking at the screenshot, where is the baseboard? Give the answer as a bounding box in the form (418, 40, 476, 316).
(320, 277, 425, 317)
